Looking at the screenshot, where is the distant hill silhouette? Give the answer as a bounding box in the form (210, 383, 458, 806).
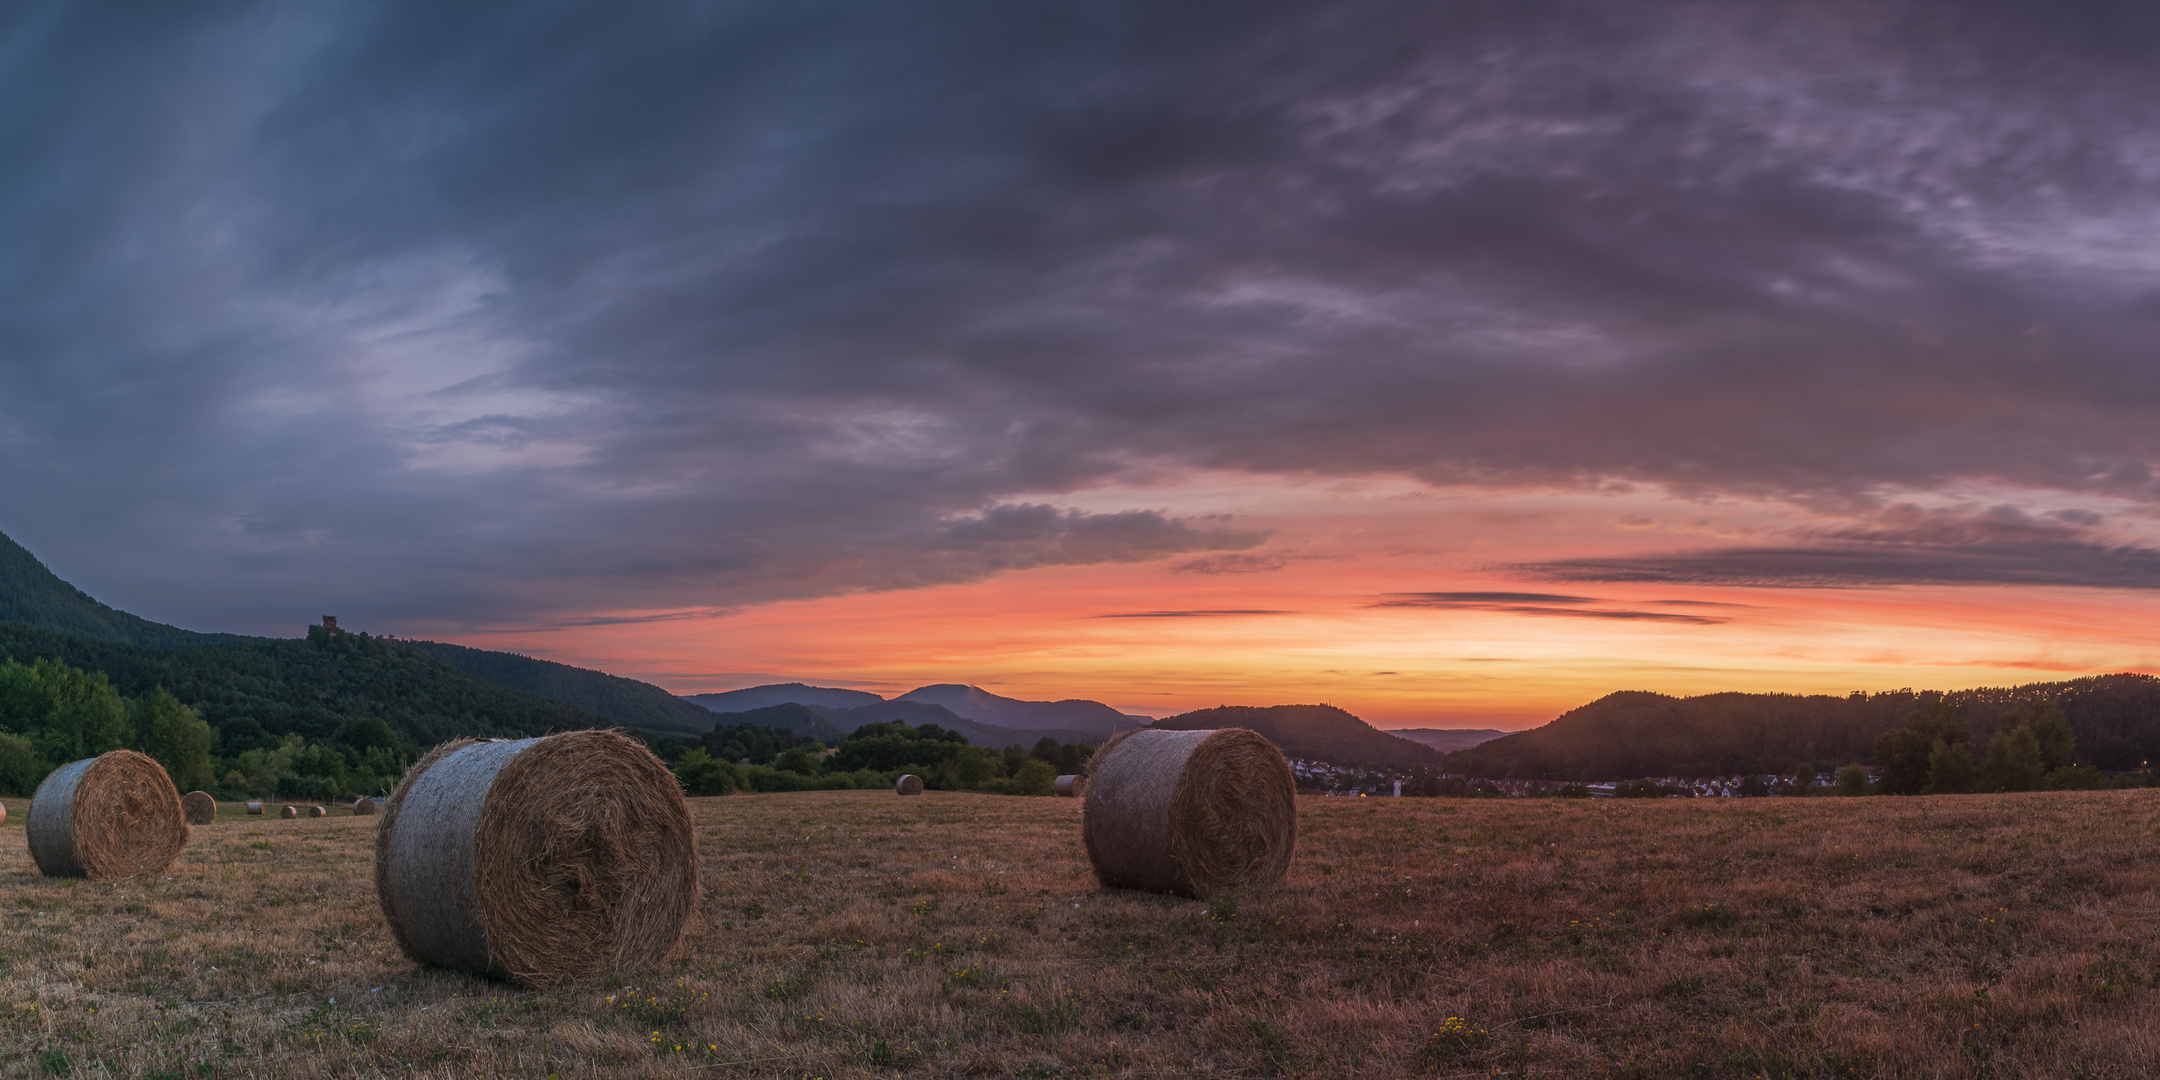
(694, 702, 850, 743)
(896, 684, 1138, 737)
(1388, 728, 1510, 753)
(684, 682, 887, 712)
(1448, 675, 2160, 779)
(686, 682, 1140, 741)
(410, 640, 718, 734)
(1152, 704, 1443, 770)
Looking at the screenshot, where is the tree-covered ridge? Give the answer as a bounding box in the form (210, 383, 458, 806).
(0, 531, 254, 648)
(408, 639, 719, 734)
(0, 622, 613, 749)
(1450, 674, 2160, 780)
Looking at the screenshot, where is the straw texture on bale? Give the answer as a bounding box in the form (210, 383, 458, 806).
(245, 801, 264, 815)
(26, 750, 189, 879)
(1081, 728, 1297, 899)
(280, 805, 298, 819)
(895, 773, 924, 796)
(375, 730, 699, 985)
(181, 790, 217, 825)
(353, 797, 378, 816)
(1054, 774, 1089, 798)
(309, 805, 327, 818)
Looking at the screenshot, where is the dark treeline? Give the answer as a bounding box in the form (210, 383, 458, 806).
(653, 719, 1097, 797)
(1449, 674, 2160, 780)
(0, 622, 626, 800)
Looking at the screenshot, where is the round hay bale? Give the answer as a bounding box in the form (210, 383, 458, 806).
(245, 801, 264, 815)
(0, 802, 8, 826)
(181, 790, 217, 825)
(352, 797, 379, 816)
(895, 773, 924, 796)
(26, 750, 189, 879)
(280, 804, 298, 819)
(1081, 728, 1296, 899)
(1054, 774, 1089, 798)
(376, 730, 698, 985)
(309, 805, 327, 818)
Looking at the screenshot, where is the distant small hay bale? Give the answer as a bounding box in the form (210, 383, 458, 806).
(1081, 728, 1297, 899)
(280, 805, 298, 819)
(352, 797, 379, 816)
(181, 790, 217, 825)
(0, 803, 8, 826)
(245, 801, 264, 815)
(376, 730, 698, 986)
(309, 805, 327, 818)
(1054, 774, 1089, 798)
(27, 749, 189, 879)
(895, 774, 924, 796)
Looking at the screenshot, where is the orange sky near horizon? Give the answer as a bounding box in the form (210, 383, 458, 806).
(417, 480, 2160, 731)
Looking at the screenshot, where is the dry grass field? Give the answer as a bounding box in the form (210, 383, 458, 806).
(3, 789, 2160, 1078)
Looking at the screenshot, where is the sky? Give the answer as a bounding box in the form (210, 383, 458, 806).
(7, 1, 2160, 728)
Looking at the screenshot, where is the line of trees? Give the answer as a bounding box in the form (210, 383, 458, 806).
(0, 656, 417, 801)
(1871, 701, 2108, 795)
(664, 720, 1096, 798)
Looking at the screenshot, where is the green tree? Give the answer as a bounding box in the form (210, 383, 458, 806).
(1791, 762, 1817, 795)
(1979, 716, 2046, 793)
(1833, 763, 1871, 796)
(0, 731, 44, 796)
(2024, 702, 2077, 772)
(1874, 701, 1969, 796)
(130, 687, 215, 791)
(673, 747, 738, 796)
(1925, 740, 1977, 795)
(953, 745, 1006, 789)
(1009, 758, 1056, 796)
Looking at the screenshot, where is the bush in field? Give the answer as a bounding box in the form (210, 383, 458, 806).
(1875, 701, 1970, 795)
(674, 747, 739, 796)
(1834, 763, 1871, 796)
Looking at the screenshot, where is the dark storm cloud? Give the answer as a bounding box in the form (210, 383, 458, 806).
(1519, 505, 2160, 590)
(5, 1, 2160, 631)
(1369, 593, 1729, 624)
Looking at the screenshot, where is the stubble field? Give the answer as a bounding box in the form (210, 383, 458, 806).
(2, 788, 2160, 1078)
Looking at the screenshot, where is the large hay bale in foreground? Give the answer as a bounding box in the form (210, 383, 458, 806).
(376, 730, 698, 985)
(1054, 774, 1088, 798)
(895, 774, 924, 796)
(352, 797, 378, 816)
(181, 790, 217, 825)
(1081, 728, 1296, 899)
(27, 750, 188, 879)
(280, 804, 298, 819)
(245, 801, 264, 815)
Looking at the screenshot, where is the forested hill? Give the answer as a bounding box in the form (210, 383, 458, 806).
(1449, 674, 2160, 779)
(0, 531, 253, 647)
(0, 622, 609, 747)
(1152, 704, 1443, 770)
(410, 640, 716, 734)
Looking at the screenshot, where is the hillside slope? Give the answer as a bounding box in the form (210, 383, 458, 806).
(895, 684, 1136, 737)
(0, 622, 612, 747)
(0, 530, 253, 647)
(1152, 704, 1443, 770)
(411, 640, 717, 734)
(1448, 675, 2160, 779)
(684, 683, 887, 712)
(1389, 728, 1510, 753)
